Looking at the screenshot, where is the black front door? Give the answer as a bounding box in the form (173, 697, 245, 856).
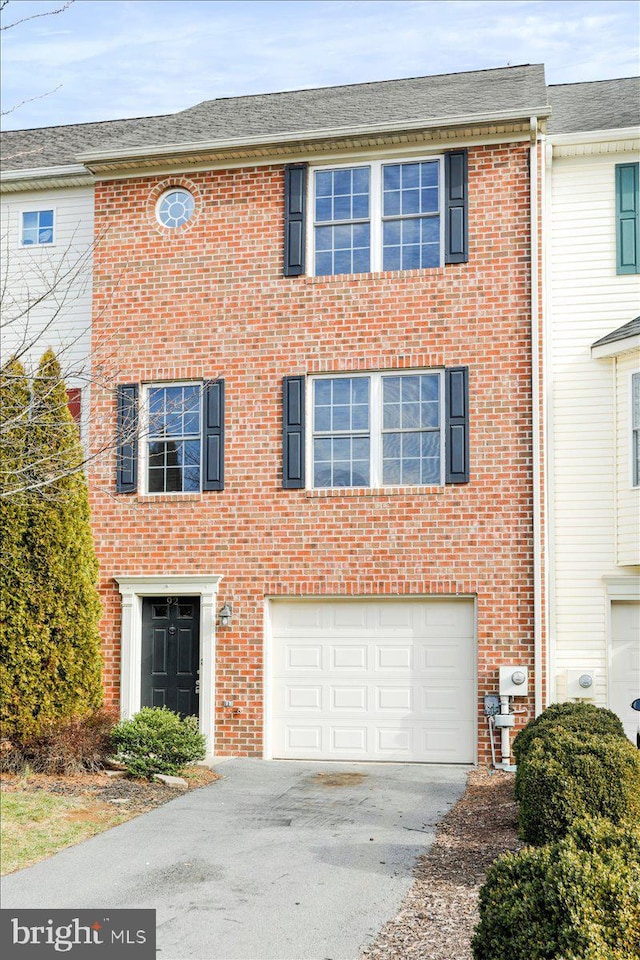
(141, 597, 200, 717)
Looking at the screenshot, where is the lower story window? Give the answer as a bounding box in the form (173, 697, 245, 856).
(146, 384, 201, 493)
(311, 370, 443, 488)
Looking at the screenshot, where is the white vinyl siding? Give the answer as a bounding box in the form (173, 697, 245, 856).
(269, 598, 476, 763)
(548, 145, 640, 705)
(0, 186, 94, 398)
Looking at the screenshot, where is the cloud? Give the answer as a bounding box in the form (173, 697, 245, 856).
(1, 0, 638, 129)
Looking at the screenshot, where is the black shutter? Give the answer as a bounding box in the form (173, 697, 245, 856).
(283, 376, 305, 488)
(203, 379, 224, 491)
(444, 150, 468, 264)
(284, 164, 307, 277)
(445, 367, 469, 484)
(116, 384, 138, 493)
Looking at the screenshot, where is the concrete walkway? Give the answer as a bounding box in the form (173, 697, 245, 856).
(1, 759, 468, 960)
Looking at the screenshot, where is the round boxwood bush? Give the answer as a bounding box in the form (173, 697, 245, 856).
(112, 707, 206, 778)
(472, 816, 640, 960)
(517, 729, 640, 845)
(513, 703, 625, 799)
(513, 701, 624, 763)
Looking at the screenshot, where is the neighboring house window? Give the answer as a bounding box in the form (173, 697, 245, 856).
(633, 372, 640, 487)
(310, 371, 443, 487)
(312, 158, 443, 276)
(21, 209, 54, 245)
(146, 384, 202, 493)
(156, 188, 195, 228)
(616, 163, 640, 274)
(115, 380, 224, 494)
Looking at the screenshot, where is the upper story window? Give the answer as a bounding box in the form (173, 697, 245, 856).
(145, 384, 201, 493)
(633, 372, 640, 487)
(616, 163, 639, 275)
(311, 158, 443, 276)
(21, 209, 54, 245)
(156, 188, 195, 229)
(310, 370, 443, 488)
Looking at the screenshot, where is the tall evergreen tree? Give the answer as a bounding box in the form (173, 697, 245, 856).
(0, 358, 33, 738)
(0, 350, 103, 740)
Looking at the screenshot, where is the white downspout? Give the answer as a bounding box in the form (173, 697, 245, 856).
(530, 116, 543, 718)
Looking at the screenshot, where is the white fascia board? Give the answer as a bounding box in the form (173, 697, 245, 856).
(547, 127, 639, 147)
(591, 335, 640, 360)
(0, 163, 89, 182)
(78, 107, 551, 165)
(0, 164, 94, 193)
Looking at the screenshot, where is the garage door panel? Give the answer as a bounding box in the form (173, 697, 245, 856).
(286, 686, 323, 711)
(284, 644, 323, 671)
(376, 645, 413, 670)
(271, 599, 476, 762)
(330, 686, 368, 711)
(331, 645, 369, 670)
(421, 681, 475, 717)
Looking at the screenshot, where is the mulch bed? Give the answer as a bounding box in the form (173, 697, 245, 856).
(361, 769, 521, 960)
(1, 766, 220, 815)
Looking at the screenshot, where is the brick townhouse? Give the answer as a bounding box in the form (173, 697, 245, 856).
(3, 65, 552, 764)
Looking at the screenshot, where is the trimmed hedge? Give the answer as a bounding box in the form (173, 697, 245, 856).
(112, 707, 206, 778)
(513, 701, 625, 764)
(513, 702, 626, 799)
(472, 817, 640, 960)
(517, 729, 640, 845)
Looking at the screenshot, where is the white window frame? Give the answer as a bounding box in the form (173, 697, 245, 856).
(632, 371, 640, 489)
(306, 369, 445, 489)
(307, 155, 445, 277)
(18, 205, 57, 248)
(155, 188, 195, 229)
(139, 380, 204, 495)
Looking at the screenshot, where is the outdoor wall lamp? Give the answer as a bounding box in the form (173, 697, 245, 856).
(218, 603, 233, 627)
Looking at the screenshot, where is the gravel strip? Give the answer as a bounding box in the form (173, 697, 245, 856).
(361, 769, 520, 960)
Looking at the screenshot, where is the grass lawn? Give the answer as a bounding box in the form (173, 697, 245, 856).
(1, 789, 129, 875)
(1, 765, 219, 876)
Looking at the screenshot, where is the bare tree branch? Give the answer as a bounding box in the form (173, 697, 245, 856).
(1, 0, 75, 31)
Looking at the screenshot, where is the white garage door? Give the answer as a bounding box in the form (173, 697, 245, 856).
(610, 601, 640, 743)
(270, 598, 476, 763)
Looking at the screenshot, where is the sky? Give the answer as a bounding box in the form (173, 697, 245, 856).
(1, 0, 639, 130)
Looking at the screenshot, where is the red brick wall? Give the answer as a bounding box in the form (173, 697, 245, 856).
(89, 143, 536, 762)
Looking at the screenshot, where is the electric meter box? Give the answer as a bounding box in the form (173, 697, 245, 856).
(566, 669, 598, 699)
(499, 665, 529, 697)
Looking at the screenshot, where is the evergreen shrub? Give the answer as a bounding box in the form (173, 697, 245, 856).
(517, 729, 640, 845)
(112, 707, 206, 778)
(513, 702, 626, 799)
(0, 351, 103, 741)
(472, 817, 640, 960)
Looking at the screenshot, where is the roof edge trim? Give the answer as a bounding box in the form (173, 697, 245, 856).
(78, 106, 551, 166)
(591, 333, 640, 359)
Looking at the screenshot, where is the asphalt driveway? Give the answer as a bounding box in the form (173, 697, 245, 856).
(1, 759, 468, 960)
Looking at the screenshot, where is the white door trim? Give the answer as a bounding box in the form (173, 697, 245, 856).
(115, 574, 222, 758)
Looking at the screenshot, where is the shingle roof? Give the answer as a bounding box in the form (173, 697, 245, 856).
(1, 64, 548, 172)
(547, 77, 640, 134)
(1, 114, 169, 172)
(592, 317, 640, 349)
